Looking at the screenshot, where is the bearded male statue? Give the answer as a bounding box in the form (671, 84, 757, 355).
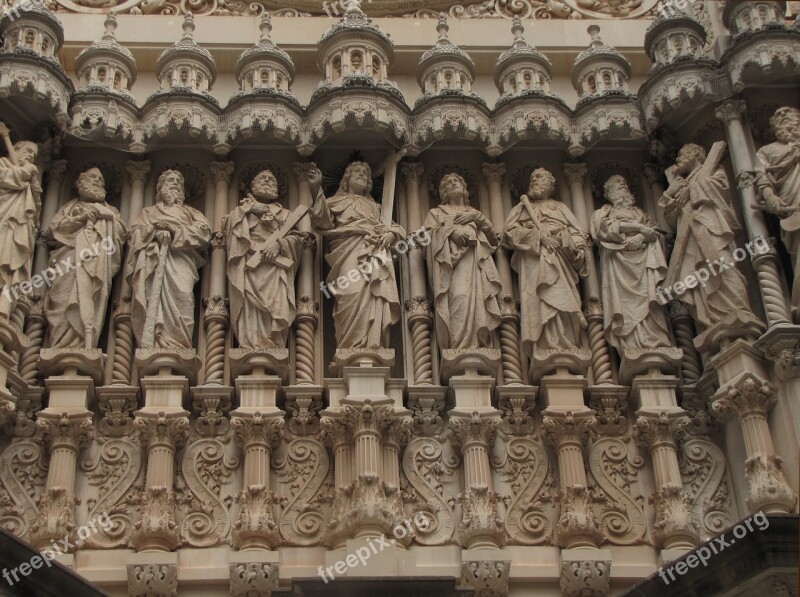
(309, 161, 406, 349)
(127, 169, 211, 351)
(0, 137, 40, 318)
(44, 168, 126, 349)
(503, 167, 589, 355)
(755, 106, 800, 317)
(590, 175, 672, 353)
(225, 169, 305, 349)
(424, 172, 502, 350)
(659, 143, 763, 352)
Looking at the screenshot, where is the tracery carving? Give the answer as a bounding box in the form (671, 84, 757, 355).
(678, 437, 734, 540)
(0, 440, 46, 538)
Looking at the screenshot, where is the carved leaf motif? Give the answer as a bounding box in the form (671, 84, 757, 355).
(274, 438, 330, 546)
(401, 437, 456, 545)
(588, 437, 647, 545)
(679, 438, 734, 539)
(496, 437, 552, 545)
(179, 438, 238, 547)
(81, 438, 143, 549)
(0, 440, 45, 537)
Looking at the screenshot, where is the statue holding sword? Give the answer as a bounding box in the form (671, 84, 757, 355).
(127, 169, 211, 351)
(225, 169, 308, 350)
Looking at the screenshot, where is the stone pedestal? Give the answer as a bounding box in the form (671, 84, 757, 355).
(127, 551, 178, 597)
(229, 551, 279, 597)
(459, 549, 511, 597)
(560, 547, 612, 597)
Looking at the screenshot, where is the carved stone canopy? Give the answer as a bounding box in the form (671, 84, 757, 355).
(75, 11, 137, 92)
(494, 17, 554, 98)
(156, 13, 216, 92)
(235, 12, 295, 94)
(572, 25, 632, 103)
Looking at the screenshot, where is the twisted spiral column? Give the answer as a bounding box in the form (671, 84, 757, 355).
(668, 302, 702, 384)
(202, 294, 228, 385)
(111, 299, 134, 385)
(295, 296, 318, 384)
(752, 245, 792, 325)
(499, 297, 522, 384)
(407, 297, 433, 384)
(20, 297, 45, 384)
(584, 297, 613, 384)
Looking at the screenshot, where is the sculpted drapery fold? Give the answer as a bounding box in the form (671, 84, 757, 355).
(127, 170, 211, 351)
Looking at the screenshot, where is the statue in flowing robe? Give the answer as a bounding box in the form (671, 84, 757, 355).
(591, 175, 672, 352)
(659, 143, 763, 351)
(755, 106, 800, 316)
(225, 169, 304, 349)
(0, 139, 40, 318)
(44, 168, 126, 348)
(424, 173, 502, 350)
(127, 169, 211, 350)
(503, 168, 589, 353)
(309, 161, 406, 349)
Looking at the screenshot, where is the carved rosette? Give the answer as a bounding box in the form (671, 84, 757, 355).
(127, 563, 178, 597)
(560, 558, 612, 597)
(460, 560, 511, 597)
(230, 562, 279, 597)
(231, 484, 282, 550)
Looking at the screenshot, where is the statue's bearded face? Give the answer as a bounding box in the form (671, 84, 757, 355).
(14, 143, 37, 166)
(252, 171, 279, 201)
(348, 164, 371, 195)
(159, 172, 185, 206)
(440, 174, 467, 204)
(773, 109, 800, 144)
(77, 169, 106, 203)
(605, 176, 634, 208)
(528, 168, 555, 200)
(674, 145, 704, 176)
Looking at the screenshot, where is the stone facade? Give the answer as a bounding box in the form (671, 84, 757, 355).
(0, 1, 797, 595)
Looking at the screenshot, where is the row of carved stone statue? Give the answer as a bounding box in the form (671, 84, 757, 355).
(0, 106, 797, 374)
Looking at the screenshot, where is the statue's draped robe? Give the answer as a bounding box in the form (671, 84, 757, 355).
(660, 165, 763, 345)
(44, 200, 126, 348)
(311, 192, 405, 349)
(424, 204, 502, 349)
(225, 198, 303, 349)
(504, 198, 588, 352)
(127, 203, 210, 350)
(756, 140, 800, 311)
(0, 157, 40, 310)
(590, 204, 671, 351)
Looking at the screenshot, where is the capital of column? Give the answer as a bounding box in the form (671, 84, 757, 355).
(715, 99, 747, 124)
(449, 411, 501, 450)
(341, 399, 394, 435)
(400, 161, 424, 184)
(210, 230, 225, 250)
(380, 414, 412, 448)
(45, 159, 68, 185)
(634, 411, 690, 450)
(319, 414, 353, 448)
(134, 412, 190, 449)
(35, 412, 93, 451)
(210, 161, 235, 186)
(482, 163, 507, 184)
(231, 412, 284, 452)
(710, 374, 776, 420)
(126, 160, 151, 182)
(542, 410, 597, 448)
(293, 161, 320, 183)
(563, 163, 589, 186)
(203, 295, 230, 323)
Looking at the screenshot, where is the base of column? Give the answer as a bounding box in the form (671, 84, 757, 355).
(631, 371, 682, 412)
(531, 349, 591, 382)
(140, 374, 189, 412)
(229, 348, 289, 381)
(619, 347, 682, 385)
(540, 371, 587, 411)
(332, 348, 395, 375)
(39, 348, 105, 385)
(44, 374, 95, 411)
(136, 349, 200, 385)
(440, 349, 500, 383)
(449, 374, 496, 414)
(707, 338, 768, 387)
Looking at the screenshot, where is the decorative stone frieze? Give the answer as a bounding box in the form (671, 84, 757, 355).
(460, 559, 511, 597)
(127, 562, 178, 597)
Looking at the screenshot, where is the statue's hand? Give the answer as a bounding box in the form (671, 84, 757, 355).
(762, 188, 791, 216)
(639, 226, 657, 242)
(624, 234, 645, 251)
(155, 229, 171, 244)
(262, 242, 281, 262)
(453, 211, 477, 225)
(541, 235, 560, 252)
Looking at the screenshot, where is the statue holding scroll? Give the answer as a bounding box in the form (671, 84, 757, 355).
(44, 168, 126, 349)
(591, 175, 672, 352)
(309, 161, 406, 349)
(659, 143, 763, 351)
(424, 172, 502, 350)
(127, 169, 211, 350)
(225, 169, 306, 349)
(0, 122, 41, 319)
(503, 167, 589, 353)
(755, 106, 800, 316)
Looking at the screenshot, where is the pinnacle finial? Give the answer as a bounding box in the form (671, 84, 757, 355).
(588, 24, 602, 47)
(259, 12, 273, 44)
(437, 13, 449, 39)
(511, 16, 525, 40)
(103, 11, 118, 41)
(345, 0, 363, 14)
(182, 12, 195, 40)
